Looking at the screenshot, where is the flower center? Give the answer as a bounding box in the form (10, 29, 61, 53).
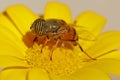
(25, 43, 85, 75)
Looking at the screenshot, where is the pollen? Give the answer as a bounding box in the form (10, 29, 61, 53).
(25, 43, 85, 75)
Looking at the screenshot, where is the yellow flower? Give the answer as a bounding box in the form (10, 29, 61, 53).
(0, 2, 120, 80)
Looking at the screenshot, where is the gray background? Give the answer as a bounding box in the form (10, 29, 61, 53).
(0, 0, 120, 80)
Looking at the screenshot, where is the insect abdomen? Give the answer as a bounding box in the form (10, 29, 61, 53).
(60, 27, 77, 41)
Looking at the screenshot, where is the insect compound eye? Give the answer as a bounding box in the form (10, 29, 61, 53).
(40, 18, 46, 24)
(36, 18, 46, 25)
(30, 25, 33, 29)
(30, 18, 45, 28)
(30, 18, 48, 35)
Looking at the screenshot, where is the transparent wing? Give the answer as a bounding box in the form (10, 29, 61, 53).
(74, 25, 96, 41)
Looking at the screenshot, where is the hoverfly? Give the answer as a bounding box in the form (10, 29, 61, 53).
(30, 18, 95, 60)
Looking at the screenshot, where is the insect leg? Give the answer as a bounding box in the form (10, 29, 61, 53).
(77, 42, 96, 60)
(41, 38, 50, 53)
(49, 39, 60, 60)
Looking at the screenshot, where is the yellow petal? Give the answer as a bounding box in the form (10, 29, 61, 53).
(44, 2, 72, 23)
(0, 13, 22, 40)
(0, 55, 27, 68)
(28, 68, 49, 80)
(49, 75, 63, 80)
(51, 68, 110, 80)
(99, 50, 120, 60)
(70, 68, 110, 80)
(86, 59, 120, 75)
(0, 24, 26, 56)
(0, 68, 28, 80)
(6, 4, 39, 35)
(87, 31, 120, 58)
(75, 11, 107, 36)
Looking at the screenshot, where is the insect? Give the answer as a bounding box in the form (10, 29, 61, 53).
(30, 18, 95, 60)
